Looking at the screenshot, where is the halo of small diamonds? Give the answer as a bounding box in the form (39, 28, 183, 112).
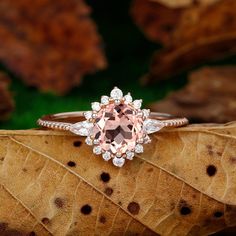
(70, 87, 165, 167)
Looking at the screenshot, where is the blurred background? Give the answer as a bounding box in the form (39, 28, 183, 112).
(0, 0, 236, 129)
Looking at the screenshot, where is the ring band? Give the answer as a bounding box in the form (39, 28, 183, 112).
(37, 111, 188, 131)
(37, 87, 188, 167)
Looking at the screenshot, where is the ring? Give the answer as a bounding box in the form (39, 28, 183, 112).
(37, 87, 188, 167)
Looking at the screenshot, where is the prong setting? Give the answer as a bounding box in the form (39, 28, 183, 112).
(135, 144, 144, 153)
(101, 95, 109, 105)
(85, 136, 93, 145)
(93, 146, 102, 155)
(110, 87, 123, 99)
(133, 99, 142, 109)
(102, 152, 111, 161)
(142, 109, 150, 118)
(124, 93, 132, 103)
(84, 111, 93, 120)
(126, 151, 135, 160)
(91, 102, 101, 111)
(93, 139, 99, 145)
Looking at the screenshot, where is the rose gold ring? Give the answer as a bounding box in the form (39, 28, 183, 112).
(37, 87, 188, 167)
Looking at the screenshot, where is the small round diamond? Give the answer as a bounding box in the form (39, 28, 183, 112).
(137, 138, 144, 143)
(92, 113, 97, 118)
(126, 151, 134, 160)
(113, 157, 125, 167)
(143, 135, 151, 144)
(84, 111, 93, 120)
(93, 139, 99, 145)
(101, 96, 109, 105)
(85, 137, 93, 145)
(124, 93, 132, 103)
(133, 99, 142, 109)
(142, 109, 150, 118)
(102, 151, 111, 161)
(93, 146, 102, 155)
(110, 87, 123, 99)
(135, 144, 144, 153)
(91, 102, 100, 111)
(114, 99, 121, 105)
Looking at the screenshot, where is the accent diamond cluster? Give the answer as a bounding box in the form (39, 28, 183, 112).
(70, 87, 165, 167)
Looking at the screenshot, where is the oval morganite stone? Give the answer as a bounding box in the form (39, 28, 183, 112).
(91, 103, 144, 154)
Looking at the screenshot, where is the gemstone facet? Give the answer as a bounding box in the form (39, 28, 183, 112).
(143, 119, 165, 134)
(70, 121, 93, 136)
(90, 103, 144, 156)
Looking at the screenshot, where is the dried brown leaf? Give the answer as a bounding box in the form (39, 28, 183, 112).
(0, 73, 14, 121)
(0, 0, 107, 94)
(1, 123, 236, 235)
(149, 66, 236, 123)
(152, 0, 220, 8)
(131, 0, 236, 82)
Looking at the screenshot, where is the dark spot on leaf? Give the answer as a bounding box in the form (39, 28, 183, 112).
(0, 222, 8, 232)
(67, 161, 76, 167)
(207, 145, 213, 149)
(127, 202, 140, 215)
(229, 157, 236, 164)
(118, 201, 122, 206)
(208, 150, 214, 156)
(214, 211, 224, 218)
(22, 168, 27, 172)
(100, 172, 110, 183)
(81, 204, 92, 215)
(41, 217, 50, 224)
(180, 206, 191, 215)
(147, 168, 153, 172)
(179, 200, 192, 215)
(54, 197, 64, 208)
(35, 167, 41, 172)
(0, 157, 4, 161)
(73, 140, 82, 147)
(207, 145, 213, 156)
(104, 187, 113, 196)
(207, 165, 217, 176)
(217, 152, 222, 157)
(29, 232, 36, 236)
(99, 216, 106, 224)
(45, 140, 48, 144)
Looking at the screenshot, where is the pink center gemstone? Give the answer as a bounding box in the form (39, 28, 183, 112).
(91, 103, 144, 154)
